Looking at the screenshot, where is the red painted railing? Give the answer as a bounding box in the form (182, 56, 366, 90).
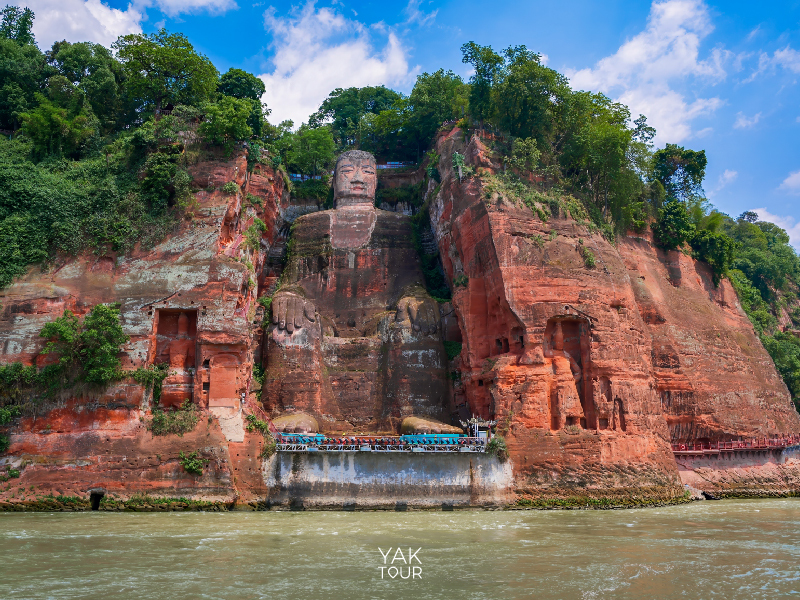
(672, 434, 800, 455)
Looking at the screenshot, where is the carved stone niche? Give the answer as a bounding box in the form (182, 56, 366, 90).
(543, 317, 595, 430)
(154, 309, 197, 408)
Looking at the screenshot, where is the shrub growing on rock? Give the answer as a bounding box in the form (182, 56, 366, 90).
(179, 450, 204, 475)
(690, 229, 736, 286)
(652, 199, 695, 250)
(486, 435, 509, 462)
(146, 400, 198, 436)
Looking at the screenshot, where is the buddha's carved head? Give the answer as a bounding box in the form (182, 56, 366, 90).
(333, 150, 377, 208)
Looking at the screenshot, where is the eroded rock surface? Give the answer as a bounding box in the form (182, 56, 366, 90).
(0, 153, 286, 502)
(425, 128, 800, 501)
(1, 134, 798, 507)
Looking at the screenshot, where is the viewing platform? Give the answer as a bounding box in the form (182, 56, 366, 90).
(275, 434, 488, 454)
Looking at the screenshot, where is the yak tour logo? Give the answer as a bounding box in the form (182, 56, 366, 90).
(377, 547, 423, 579)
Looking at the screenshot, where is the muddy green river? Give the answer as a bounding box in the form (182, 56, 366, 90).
(1, 499, 798, 599)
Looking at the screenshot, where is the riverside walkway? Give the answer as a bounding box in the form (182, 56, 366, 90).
(671, 434, 800, 456)
(275, 434, 488, 453)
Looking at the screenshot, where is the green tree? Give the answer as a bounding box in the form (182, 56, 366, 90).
(652, 199, 695, 250)
(20, 93, 97, 158)
(724, 216, 800, 300)
(218, 67, 265, 100)
(0, 212, 47, 287)
(653, 144, 707, 201)
(46, 41, 127, 133)
(509, 136, 540, 173)
(310, 85, 403, 148)
(140, 146, 189, 211)
(761, 332, 800, 411)
(198, 95, 253, 152)
(40, 304, 128, 387)
(559, 92, 635, 217)
(0, 37, 53, 130)
(461, 42, 503, 124)
(690, 229, 736, 286)
(113, 29, 218, 114)
(370, 99, 411, 157)
(406, 69, 468, 155)
(78, 303, 129, 385)
(0, 5, 34, 45)
(217, 68, 270, 138)
(286, 125, 335, 179)
(492, 45, 570, 148)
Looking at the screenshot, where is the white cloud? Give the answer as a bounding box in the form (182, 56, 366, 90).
(747, 45, 800, 81)
(753, 208, 800, 250)
(734, 111, 761, 129)
(258, 2, 418, 126)
(746, 26, 761, 42)
(138, 0, 238, 17)
(403, 0, 437, 26)
(567, 0, 725, 143)
(24, 0, 240, 48)
(772, 46, 800, 73)
(778, 170, 800, 195)
(24, 0, 142, 48)
(706, 168, 737, 198)
(718, 169, 738, 187)
(732, 51, 751, 72)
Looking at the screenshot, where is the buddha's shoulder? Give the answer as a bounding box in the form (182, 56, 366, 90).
(292, 210, 332, 229)
(373, 208, 411, 222)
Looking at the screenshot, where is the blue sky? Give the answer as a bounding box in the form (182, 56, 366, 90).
(23, 0, 800, 245)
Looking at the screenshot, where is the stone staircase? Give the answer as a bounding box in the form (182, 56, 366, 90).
(419, 224, 439, 256)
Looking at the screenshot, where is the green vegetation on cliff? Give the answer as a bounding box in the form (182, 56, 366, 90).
(0, 303, 129, 447)
(724, 213, 800, 410)
(0, 8, 272, 286)
(145, 400, 199, 437)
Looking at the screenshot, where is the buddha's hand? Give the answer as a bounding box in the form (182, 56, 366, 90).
(271, 292, 316, 333)
(396, 296, 439, 335)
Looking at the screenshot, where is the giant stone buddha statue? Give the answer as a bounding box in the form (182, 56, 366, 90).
(262, 150, 451, 432)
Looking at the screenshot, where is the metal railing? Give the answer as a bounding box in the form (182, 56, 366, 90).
(276, 436, 487, 453)
(672, 434, 800, 455)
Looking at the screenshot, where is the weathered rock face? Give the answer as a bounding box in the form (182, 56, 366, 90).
(0, 133, 798, 507)
(5, 401, 236, 501)
(617, 236, 799, 441)
(0, 152, 286, 501)
(426, 128, 800, 500)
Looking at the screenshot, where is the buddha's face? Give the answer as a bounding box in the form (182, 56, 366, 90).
(334, 156, 377, 207)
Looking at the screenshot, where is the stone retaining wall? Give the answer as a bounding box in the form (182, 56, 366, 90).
(677, 445, 800, 498)
(263, 452, 513, 509)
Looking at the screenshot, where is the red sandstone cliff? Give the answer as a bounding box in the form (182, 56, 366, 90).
(0, 134, 798, 508)
(426, 128, 800, 500)
(0, 152, 286, 503)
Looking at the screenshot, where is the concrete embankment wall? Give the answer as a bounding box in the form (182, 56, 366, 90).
(263, 452, 513, 509)
(677, 446, 800, 498)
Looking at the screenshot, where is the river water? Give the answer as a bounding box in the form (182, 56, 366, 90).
(1, 499, 798, 600)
